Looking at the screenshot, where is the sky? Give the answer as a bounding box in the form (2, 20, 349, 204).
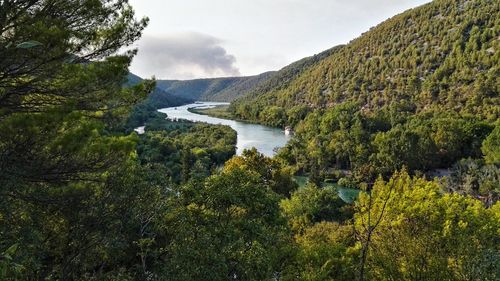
(128, 0, 431, 80)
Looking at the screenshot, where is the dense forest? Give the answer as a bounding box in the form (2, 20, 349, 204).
(0, 0, 499, 281)
(227, 0, 500, 184)
(231, 0, 499, 122)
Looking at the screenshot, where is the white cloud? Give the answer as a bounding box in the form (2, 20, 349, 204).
(130, 32, 240, 79)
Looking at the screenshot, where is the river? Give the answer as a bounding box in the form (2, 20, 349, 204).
(158, 102, 291, 157)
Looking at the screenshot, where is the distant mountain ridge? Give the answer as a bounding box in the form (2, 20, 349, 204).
(127, 73, 191, 108)
(124, 73, 191, 131)
(156, 71, 275, 102)
(153, 44, 341, 103)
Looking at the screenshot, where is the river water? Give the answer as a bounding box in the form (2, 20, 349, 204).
(158, 102, 291, 157)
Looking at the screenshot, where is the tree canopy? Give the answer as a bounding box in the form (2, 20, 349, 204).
(1, 0, 498, 280)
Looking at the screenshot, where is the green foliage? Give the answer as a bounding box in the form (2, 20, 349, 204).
(229, 45, 343, 125)
(224, 148, 298, 197)
(277, 104, 494, 181)
(482, 123, 500, 164)
(282, 222, 357, 281)
(281, 184, 352, 234)
(157, 168, 289, 280)
(355, 170, 500, 281)
(137, 119, 237, 183)
(0, 0, 149, 118)
(0, 1, 158, 279)
(0, 244, 24, 280)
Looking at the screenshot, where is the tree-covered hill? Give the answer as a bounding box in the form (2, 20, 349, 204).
(238, 45, 343, 102)
(227, 0, 499, 183)
(156, 71, 275, 101)
(124, 73, 191, 131)
(231, 0, 499, 124)
(127, 73, 190, 108)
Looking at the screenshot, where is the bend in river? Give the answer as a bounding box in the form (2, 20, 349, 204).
(158, 102, 291, 157)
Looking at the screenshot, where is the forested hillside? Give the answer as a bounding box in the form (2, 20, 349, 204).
(232, 0, 499, 123)
(229, 0, 499, 183)
(157, 71, 274, 101)
(124, 73, 190, 130)
(128, 73, 190, 108)
(237, 45, 343, 102)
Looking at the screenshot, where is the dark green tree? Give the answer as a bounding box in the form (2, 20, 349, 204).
(0, 0, 152, 279)
(158, 168, 290, 280)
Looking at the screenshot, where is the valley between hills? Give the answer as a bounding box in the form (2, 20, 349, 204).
(1, 0, 498, 280)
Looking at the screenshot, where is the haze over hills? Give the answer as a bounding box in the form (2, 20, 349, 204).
(237, 45, 343, 101)
(125, 73, 191, 130)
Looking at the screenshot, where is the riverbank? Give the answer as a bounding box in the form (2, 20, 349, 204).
(159, 102, 291, 157)
(188, 104, 233, 119)
(187, 104, 265, 126)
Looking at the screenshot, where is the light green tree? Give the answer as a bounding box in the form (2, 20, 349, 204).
(354, 170, 500, 281)
(482, 123, 500, 164)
